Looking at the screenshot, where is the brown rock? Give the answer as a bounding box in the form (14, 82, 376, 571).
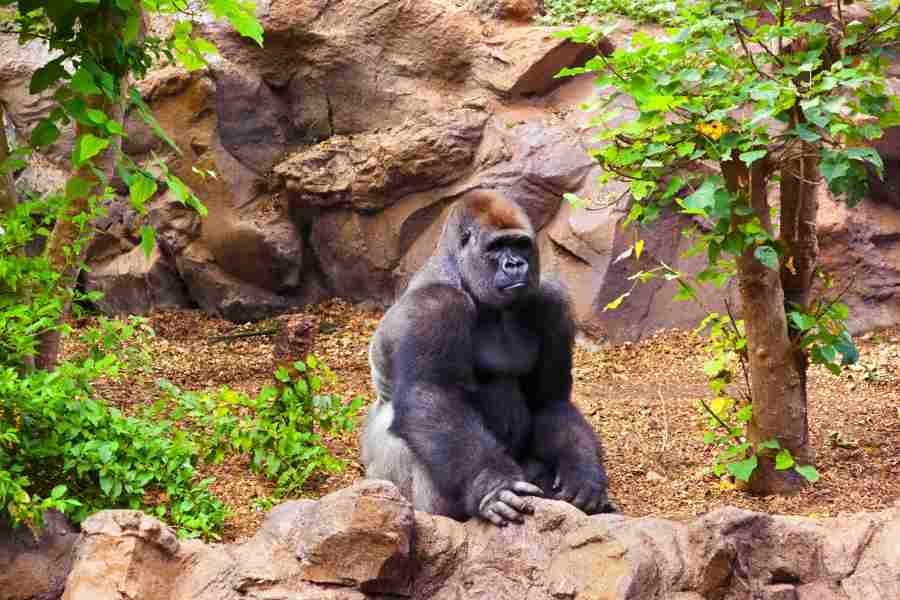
(83, 245, 192, 316)
(0, 511, 77, 600)
(474, 0, 541, 21)
(275, 110, 489, 211)
(291, 480, 415, 596)
(62, 511, 182, 600)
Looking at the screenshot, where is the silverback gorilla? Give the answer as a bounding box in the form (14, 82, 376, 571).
(361, 190, 613, 526)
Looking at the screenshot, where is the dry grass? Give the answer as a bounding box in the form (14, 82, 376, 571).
(68, 301, 900, 541)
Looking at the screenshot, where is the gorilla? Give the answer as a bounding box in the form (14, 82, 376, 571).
(361, 190, 612, 526)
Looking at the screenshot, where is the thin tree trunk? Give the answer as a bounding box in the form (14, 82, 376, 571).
(35, 95, 116, 370)
(723, 157, 813, 495)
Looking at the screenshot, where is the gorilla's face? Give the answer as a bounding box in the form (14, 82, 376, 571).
(459, 226, 538, 309)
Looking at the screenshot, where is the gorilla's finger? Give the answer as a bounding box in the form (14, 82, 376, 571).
(511, 481, 543, 497)
(553, 472, 561, 490)
(482, 508, 508, 527)
(492, 501, 524, 523)
(584, 491, 605, 515)
(555, 485, 576, 503)
(573, 485, 593, 510)
(499, 490, 534, 514)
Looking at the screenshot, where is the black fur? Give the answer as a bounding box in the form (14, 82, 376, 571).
(361, 191, 612, 525)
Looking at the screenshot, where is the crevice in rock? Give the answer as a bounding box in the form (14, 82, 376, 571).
(770, 568, 801, 585)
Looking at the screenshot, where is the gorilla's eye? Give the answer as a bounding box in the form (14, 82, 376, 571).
(460, 229, 472, 247)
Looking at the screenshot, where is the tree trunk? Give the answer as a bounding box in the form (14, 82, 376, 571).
(779, 117, 820, 394)
(35, 95, 117, 370)
(723, 157, 813, 495)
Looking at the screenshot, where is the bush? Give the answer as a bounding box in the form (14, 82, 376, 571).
(1, 203, 363, 538)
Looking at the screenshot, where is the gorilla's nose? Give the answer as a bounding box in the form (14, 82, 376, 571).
(502, 255, 526, 273)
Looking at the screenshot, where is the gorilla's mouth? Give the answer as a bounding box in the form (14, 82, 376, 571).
(500, 282, 527, 291)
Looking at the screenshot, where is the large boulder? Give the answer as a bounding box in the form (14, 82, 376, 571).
(0, 511, 78, 600)
(13, 481, 898, 600)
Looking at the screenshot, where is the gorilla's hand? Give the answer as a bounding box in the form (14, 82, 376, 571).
(552, 466, 612, 515)
(478, 480, 543, 526)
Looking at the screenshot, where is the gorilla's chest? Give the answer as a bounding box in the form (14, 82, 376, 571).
(472, 316, 540, 377)
(471, 316, 539, 455)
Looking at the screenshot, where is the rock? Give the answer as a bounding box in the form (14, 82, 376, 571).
(291, 480, 415, 595)
(62, 511, 183, 600)
(275, 110, 489, 212)
(3, 484, 898, 600)
(82, 245, 193, 315)
(473, 0, 541, 21)
(0, 511, 78, 600)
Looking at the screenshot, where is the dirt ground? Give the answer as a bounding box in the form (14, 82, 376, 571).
(71, 300, 900, 542)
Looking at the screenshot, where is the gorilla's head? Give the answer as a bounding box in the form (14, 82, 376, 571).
(449, 191, 539, 309)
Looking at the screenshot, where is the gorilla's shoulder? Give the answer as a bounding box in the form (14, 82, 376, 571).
(388, 283, 476, 333)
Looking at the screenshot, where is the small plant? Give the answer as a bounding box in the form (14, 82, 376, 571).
(694, 312, 820, 485)
(158, 355, 363, 497)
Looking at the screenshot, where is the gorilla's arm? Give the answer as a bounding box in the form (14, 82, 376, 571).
(522, 282, 611, 514)
(389, 284, 542, 525)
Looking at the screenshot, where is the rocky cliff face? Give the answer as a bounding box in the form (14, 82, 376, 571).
(4, 480, 900, 600)
(2, 1, 899, 340)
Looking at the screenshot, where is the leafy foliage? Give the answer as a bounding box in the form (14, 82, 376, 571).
(158, 357, 364, 497)
(555, 0, 900, 485)
(0, 0, 271, 536)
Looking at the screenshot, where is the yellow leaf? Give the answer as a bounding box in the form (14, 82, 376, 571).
(635, 239, 645, 260)
(710, 397, 728, 414)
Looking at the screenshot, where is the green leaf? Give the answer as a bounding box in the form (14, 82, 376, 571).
(51, 485, 67, 499)
(834, 331, 859, 366)
(847, 147, 884, 172)
(754, 246, 778, 271)
(758, 439, 780, 450)
(794, 465, 820, 482)
(739, 149, 767, 167)
(72, 134, 110, 166)
(789, 311, 817, 331)
(31, 119, 61, 147)
(275, 366, 291, 383)
(727, 454, 758, 482)
(70, 67, 102, 96)
(66, 176, 95, 200)
(123, 13, 142, 45)
(679, 177, 720, 216)
(140, 226, 156, 259)
(775, 449, 795, 470)
(30, 61, 67, 94)
(129, 174, 158, 210)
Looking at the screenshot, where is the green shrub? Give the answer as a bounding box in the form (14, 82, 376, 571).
(158, 357, 364, 497)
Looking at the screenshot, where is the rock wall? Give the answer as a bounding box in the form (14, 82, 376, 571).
(5, 480, 900, 600)
(1, 2, 899, 340)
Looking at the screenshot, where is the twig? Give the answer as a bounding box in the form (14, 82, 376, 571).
(657, 389, 670, 453)
(725, 297, 753, 405)
(734, 21, 771, 80)
(700, 397, 732, 431)
(208, 327, 280, 344)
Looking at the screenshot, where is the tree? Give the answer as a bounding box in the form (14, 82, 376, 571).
(558, 0, 896, 493)
(5, 0, 262, 369)
(0, 0, 263, 533)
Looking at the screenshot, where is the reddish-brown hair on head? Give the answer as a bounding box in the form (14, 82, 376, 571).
(462, 190, 531, 231)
